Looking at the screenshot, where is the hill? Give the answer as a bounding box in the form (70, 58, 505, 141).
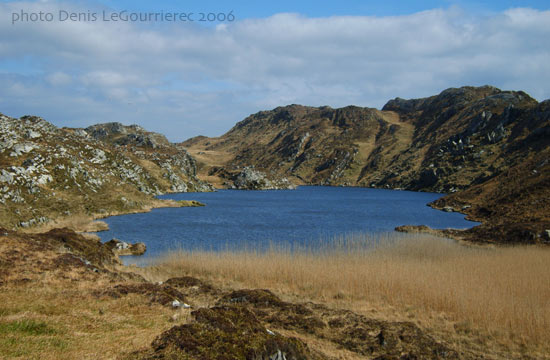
(182, 86, 550, 243)
(0, 115, 212, 230)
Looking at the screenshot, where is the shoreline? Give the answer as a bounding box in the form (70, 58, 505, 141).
(16, 183, 539, 248)
(19, 198, 205, 234)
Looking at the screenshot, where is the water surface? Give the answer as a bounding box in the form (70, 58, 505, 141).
(97, 186, 477, 264)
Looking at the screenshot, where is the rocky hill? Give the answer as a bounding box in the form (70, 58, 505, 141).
(182, 86, 550, 243)
(0, 115, 212, 230)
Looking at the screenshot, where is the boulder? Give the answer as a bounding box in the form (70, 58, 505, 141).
(105, 238, 147, 256)
(25, 130, 41, 139)
(233, 167, 272, 190)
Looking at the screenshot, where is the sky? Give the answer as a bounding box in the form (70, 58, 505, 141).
(0, 0, 549, 141)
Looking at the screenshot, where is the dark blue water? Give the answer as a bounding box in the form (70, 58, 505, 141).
(97, 186, 477, 264)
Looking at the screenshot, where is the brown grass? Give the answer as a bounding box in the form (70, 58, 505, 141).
(0, 230, 190, 360)
(0, 279, 179, 359)
(140, 234, 550, 355)
(21, 214, 110, 234)
(20, 199, 203, 234)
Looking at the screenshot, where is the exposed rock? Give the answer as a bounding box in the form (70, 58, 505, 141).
(105, 239, 147, 256)
(171, 300, 191, 309)
(25, 130, 41, 139)
(181, 85, 549, 244)
(10, 143, 36, 157)
(183, 85, 543, 197)
(232, 167, 295, 190)
(0, 113, 213, 229)
(395, 225, 431, 233)
(85, 122, 171, 149)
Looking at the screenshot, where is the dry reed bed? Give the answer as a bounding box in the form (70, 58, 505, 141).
(142, 233, 550, 349)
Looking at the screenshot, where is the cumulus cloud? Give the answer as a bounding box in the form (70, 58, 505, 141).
(0, 1, 549, 140)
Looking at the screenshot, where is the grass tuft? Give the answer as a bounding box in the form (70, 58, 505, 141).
(0, 319, 57, 336)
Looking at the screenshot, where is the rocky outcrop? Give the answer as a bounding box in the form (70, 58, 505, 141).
(431, 143, 550, 244)
(184, 85, 545, 193)
(84, 122, 170, 149)
(0, 113, 213, 229)
(231, 167, 296, 190)
(105, 238, 147, 256)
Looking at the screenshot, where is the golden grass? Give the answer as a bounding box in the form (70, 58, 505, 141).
(141, 234, 550, 353)
(21, 215, 109, 234)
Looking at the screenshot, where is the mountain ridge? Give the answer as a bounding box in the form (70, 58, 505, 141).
(0, 115, 212, 230)
(2, 85, 548, 243)
(182, 85, 550, 244)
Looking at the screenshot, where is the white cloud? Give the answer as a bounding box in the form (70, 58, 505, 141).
(46, 71, 71, 85)
(0, 2, 549, 141)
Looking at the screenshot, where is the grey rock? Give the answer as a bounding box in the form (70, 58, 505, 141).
(269, 350, 287, 360)
(25, 130, 41, 139)
(232, 167, 295, 190)
(0, 170, 14, 185)
(10, 143, 36, 157)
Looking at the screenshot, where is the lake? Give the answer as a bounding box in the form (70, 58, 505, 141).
(97, 186, 478, 264)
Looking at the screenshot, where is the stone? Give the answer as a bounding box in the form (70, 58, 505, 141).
(36, 174, 53, 185)
(25, 130, 41, 139)
(105, 239, 146, 256)
(10, 143, 36, 157)
(171, 300, 192, 309)
(269, 350, 287, 360)
(0, 170, 14, 185)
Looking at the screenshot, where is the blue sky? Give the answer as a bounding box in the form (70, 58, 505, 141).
(0, 0, 549, 140)
(99, 0, 550, 17)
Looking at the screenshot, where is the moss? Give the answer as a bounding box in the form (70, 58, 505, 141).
(164, 276, 217, 294)
(146, 305, 318, 360)
(96, 283, 186, 306)
(34, 228, 117, 267)
(0, 320, 57, 336)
